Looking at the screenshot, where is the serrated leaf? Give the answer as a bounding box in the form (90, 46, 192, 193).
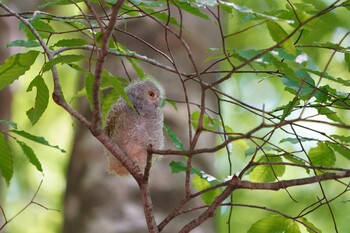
(26, 75, 49, 125)
(0, 51, 40, 91)
(43, 54, 85, 72)
(0, 132, 13, 186)
(16, 140, 43, 172)
(316, 106, 343, 123)
(249, 155, 285, 182)
(6, 40, 41, 48)
(0, 119, 17, 129)
(308, 142, 335, 168)
(266, 20, 296, 55)
(10, 130, 65, 153)
(52, 38, 88, 48)
(248, 215, 301, 233)
(164, 124, 186, 151)
(330, 134, 350, 143)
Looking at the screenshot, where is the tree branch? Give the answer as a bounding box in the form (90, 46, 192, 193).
(90, 0, 125, 134)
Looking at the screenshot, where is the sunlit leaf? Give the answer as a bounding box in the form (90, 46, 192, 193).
(248, 215, 301, 233)
(43, 54, 85, 72)
(249, 155, 285, 182)
(16, 140, 43, 172)
(266, 20, 296, 55)
(164, 124, 186, 151)
(26, 75, 49, 125)
(6, 40, 41, 48)
(0, 51, 40, 91)
(300, 217, 322, 233)
(10, 129, 65, 152)
(308, 142, 335, 168)
(0, 132, 13, 186)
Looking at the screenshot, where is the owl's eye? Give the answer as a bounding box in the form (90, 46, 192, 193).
(148, 90, 157, 98)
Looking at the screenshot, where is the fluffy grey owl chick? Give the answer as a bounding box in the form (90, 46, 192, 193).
(104, 79, 164, 176)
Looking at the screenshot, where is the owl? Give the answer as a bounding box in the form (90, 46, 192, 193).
(104, 79, 164, 176)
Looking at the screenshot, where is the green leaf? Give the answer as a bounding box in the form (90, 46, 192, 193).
(52, 38, 88, 48)
(300, 217, 322, 233)
(26, 75, 49, 125)
(101, 91, 120, 125)
(166, 99, 178, 110)
(170, 160, 201, 175)
(16, 140, 43, 172)
(0, 51, 40, 91)
(248, 215, 301, 233)
(316, 106, 343, 123)
(192, 174, 220, 205)
(84, 72, 94, 110)
(280, 137, 315, 144)
(10, 130, 65, 153)
(43, 54, 85, 72)
(173, 0, 209, 20)
(104, 73, 133, 108)
(0, 119, 18, 129)
(38, 0, 84, 9)
(164, 124, 186, 151)
(0, 132, 13, 186)
(326, 142, 350, 161)
(280, 98, 300, 120)
(6, 40, 41, 48)
(345, 52, 350, 72)
(249, 155, 286, 182)
(308, 142, 335, 168)
(266, 20, 296, 55)
(330, 134, 350, 143)
(280, 70, 315, 100)
(22, 19, 54, 40)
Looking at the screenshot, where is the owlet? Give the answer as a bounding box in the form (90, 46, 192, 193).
(104, 79, 164, 176)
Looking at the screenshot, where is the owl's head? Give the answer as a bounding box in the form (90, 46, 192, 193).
(125, 79, 164, 118)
